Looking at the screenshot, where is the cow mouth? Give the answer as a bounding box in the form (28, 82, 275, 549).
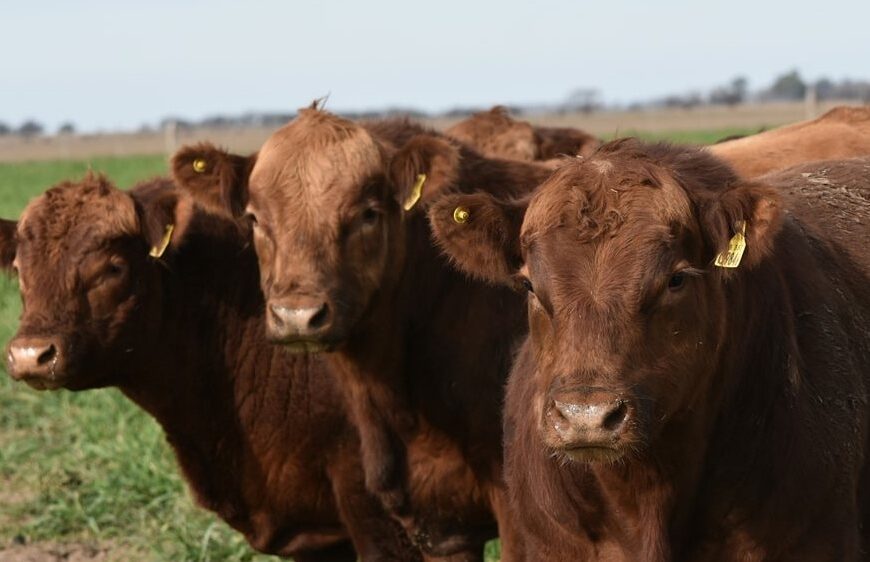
(555, 444, 625, 463)
(16, 374, 68, 391)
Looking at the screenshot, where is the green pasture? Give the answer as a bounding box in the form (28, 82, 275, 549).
(0, 127, 754, 561)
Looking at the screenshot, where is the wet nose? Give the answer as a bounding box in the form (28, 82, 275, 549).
(6, 336, 61, 381)
(546, 390, 630, 446)
(268, 301, 332, 340)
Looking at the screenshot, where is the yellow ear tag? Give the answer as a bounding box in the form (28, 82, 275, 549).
(453, 206, 470, 224)
(149, 224, 175, 258)
(192, 158, 207, 173)
(714, 220, 747, 268)
(402, 174, 426, 211)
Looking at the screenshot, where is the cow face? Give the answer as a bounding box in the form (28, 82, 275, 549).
(429, 140, 781, 462)
(1, 176, 192, 390)
(173, 109, 458, 352)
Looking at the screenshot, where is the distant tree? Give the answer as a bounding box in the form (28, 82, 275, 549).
(709, 76, 748, 106)
(0, 122, 10, 135)
(58, 122, 76, 135)
(563, 88, 602, 113)
(17, 120, 44, 137)
(764, 69, 807, 101)
(814, 77, 835, 100)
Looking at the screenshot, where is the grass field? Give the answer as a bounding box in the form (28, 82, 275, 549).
(0, 128, 756, 561)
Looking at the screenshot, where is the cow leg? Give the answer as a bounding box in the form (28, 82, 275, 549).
(329, 459, 423, 562)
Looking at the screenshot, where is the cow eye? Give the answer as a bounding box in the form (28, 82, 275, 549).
(520, 277, 534, 294)
(667, 272, 686, 291)
(106, 257, 127, 277)
(360, 206, 381, 226)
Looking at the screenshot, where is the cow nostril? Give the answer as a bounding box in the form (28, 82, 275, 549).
(602, 401, 628, 431)
(37, 345, 57, 366)
(308, 303, 330, 330)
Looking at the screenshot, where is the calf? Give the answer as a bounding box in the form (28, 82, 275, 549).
(171, 110, 553, 561)
(710, 105, 870, 177)
(0, 175, 417, 562)
(446, 106, 600, 162)
(428, 144, 870, 560)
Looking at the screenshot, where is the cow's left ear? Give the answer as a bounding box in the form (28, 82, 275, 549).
(131, 188, 195, 259)
(388, 135, 461, 212)
(0, 219, 17, 272)
(702, 181, 782, 271)
(171, 143, 256, 219)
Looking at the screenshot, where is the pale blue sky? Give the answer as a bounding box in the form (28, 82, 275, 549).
(2, 0, 868, 132)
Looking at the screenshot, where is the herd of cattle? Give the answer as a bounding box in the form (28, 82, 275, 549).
(1, 104, 869, 561)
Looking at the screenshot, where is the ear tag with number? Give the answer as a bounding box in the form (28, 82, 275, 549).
(402, 174, 427, 211)
(714, 220, 746, 268)
(149, 224, 175, 258)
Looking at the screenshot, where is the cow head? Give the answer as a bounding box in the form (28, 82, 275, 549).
(446, 106, 540, 162)
(1, 175, 193, 390)
(172, 109, 459, 352)
(429, 139, 782, 462)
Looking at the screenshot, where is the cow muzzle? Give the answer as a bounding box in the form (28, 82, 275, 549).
(266, 297, 336, 352)
(6, 335, 68, 390)
(542, 387, 635, 462)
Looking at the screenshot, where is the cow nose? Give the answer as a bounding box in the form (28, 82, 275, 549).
(268, 302, 332, 339)
(6, 336, 62, 381)
(546, 390, 630, 447)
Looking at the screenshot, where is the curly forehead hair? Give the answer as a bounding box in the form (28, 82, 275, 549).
(521, 139, 743, 246)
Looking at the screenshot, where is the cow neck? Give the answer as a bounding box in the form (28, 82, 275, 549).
(114, 223, 327, 546)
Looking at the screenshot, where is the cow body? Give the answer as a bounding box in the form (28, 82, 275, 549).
(711, 105, 870, 177)
(1, 177, 416, 561)
(172, 110, 552, 560)
(429, 147, 870, 560)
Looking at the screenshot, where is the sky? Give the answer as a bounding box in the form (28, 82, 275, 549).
(2, 0, 869, 132)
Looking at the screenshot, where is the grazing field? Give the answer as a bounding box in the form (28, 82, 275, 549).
(0, 127, 767, 561)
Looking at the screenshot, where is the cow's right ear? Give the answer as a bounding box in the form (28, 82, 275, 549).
(171, 143, 256, 218)
(427, 192, 527, 288)
(0, 219, 17, 272)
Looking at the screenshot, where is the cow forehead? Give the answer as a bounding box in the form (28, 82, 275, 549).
(521, 156, 692, 248)
(249, 112, 386, 210)
(18, 179, 138, 259)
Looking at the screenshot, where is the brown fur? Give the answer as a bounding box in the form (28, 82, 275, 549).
(429, 143, 870, 560)
(1, 176, 419, 562)
(446, 106, 600, 162)
(172, 109, 553, 561)
(711, 105, 870, 177)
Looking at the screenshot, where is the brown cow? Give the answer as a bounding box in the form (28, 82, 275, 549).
(428, 144, 870, 560)
(0, 175, 418, 562)
(711, 105, 870, 177)
(171, 110, 552, 561)
(446, 106, 600, 162)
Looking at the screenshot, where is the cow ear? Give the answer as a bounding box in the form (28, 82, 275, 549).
(0, 219, 17, 272)
(132, 187, 195, 258)
(388, 135, 461, 212)
(171, 143, 255, 218)
(701, 181, 782, 271)
(427, 191, 527, 287)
